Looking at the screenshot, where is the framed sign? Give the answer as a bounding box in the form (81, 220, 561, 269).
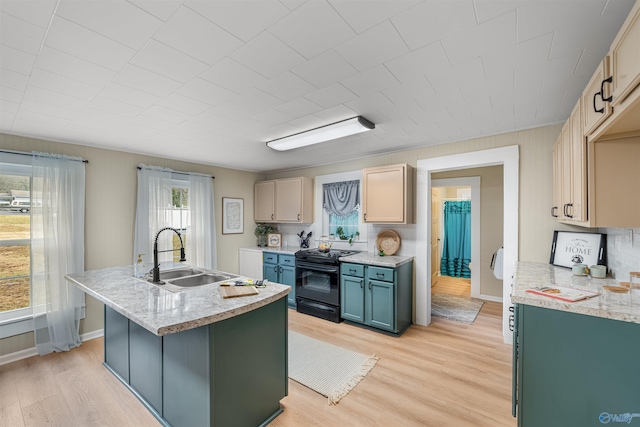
(550, 231, 607, 268)
(267, 233, 282, 248)
(222, 197, 243, 234)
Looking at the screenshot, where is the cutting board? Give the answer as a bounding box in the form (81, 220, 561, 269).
(220, 285, 259, 299)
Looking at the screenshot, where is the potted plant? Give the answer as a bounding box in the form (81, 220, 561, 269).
(255, 223, 278, 247)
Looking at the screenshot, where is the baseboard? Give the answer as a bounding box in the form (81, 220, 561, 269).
(0, 329, 104, 366)
(479, 294, 503, 303)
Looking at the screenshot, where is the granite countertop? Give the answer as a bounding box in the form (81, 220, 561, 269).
(240, 246, 299, 255)
(512, 261, 640, 325)
(341, 252, 413, 268)
(66, 263, 290, 336)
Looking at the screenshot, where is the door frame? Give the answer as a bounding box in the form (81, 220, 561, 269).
(416, 146, 519, 345)
(432, 177, 481, 299)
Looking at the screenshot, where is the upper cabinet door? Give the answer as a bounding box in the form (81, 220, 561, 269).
(275, 177, 303, 222)
(254, 180, 275, 222)
(610, 2, 640, 107)
(582, 57, 612, 136)
(362, 164, 414, 224)
(569, 102, 586, 222)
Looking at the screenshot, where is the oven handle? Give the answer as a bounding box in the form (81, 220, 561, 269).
(295, 261, 339, 273)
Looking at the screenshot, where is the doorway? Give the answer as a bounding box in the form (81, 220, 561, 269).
(431, 177, 481, 299)
(415, 146, 519, 345)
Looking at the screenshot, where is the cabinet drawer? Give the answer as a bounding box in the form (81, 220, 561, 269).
(368, 266, 394, 282)
(341, 263, 364, 277)
(279, 255, 295, 266)
(263, 252, 278, 264)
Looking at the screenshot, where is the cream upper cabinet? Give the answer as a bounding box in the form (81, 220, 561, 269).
(274, 177, 313, 223)
(254, 180, 275, 222)
(362, 164, 414, 224)
(553, 102, 588, 224)
(610, 0, 640, 107)
(254, 177, 313, 223)
(582, 57, 612, 136)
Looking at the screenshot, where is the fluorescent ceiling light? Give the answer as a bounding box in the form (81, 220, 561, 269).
(266, 116, 375, 151)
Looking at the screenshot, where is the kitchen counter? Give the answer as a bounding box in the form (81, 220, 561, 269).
(240, 245, 299, 255)
(66, 263, 290, 336)
(67, 262, 288, 427)
(512, 261, 640, 426)
(512, 261, 640, 325)
(341, 252, 413, 268)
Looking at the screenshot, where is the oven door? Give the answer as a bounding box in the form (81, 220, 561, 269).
(295, 261, 340, 306)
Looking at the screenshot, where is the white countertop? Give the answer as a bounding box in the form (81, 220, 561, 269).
(66, 263, 290, 336)
(512, 261, 640, 325)
(240, 246, 298, 255)
(340, 252, 413, 268)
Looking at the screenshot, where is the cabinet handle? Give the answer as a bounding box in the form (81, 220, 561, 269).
(376, 272, 385, 278)
(297, 213, 300, 220)
(600, 76, 613, 103)
(273, 266, 277, 273)
(279, 266, 283, 273)
(368, 281, 372, 289)
(271, 213, 274, 220)
(360, 279, 363, 289)
(593, 91, 604, 113)
(566, 203, 573, 218)
(363, 213, 367, 221)
(551, 206, 558, 218)
(349, 269, 357, 274)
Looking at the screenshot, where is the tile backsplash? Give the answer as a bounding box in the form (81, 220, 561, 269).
(600, 228, 640, 281)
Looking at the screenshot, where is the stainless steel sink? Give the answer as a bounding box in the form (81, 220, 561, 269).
(159, 267, 204, 280)
(167, 273, 239, 288)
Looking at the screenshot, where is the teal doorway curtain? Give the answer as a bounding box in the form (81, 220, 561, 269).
(440, 200, 471, 278)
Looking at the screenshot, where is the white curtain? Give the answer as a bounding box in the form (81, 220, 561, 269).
(31, 152, 85, 355)
(187, 174, 216, 270)
(133, 165, 173, 267)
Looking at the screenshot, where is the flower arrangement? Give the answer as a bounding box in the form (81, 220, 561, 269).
(255, 223, 278, 247)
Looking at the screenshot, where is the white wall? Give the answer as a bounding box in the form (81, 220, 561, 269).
(600, 228, 640, 280)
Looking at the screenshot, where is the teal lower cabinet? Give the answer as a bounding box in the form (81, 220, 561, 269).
(340, 261, 412, 334)
(514, 304, 640, 427)
(263, 252, 296, 307)
(103, 298, 288, 427)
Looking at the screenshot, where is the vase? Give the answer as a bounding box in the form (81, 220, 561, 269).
(256, 234, 267, 247)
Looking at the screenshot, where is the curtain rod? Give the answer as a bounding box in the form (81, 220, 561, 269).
(136, 165, 214, 179)
(0, 148, 88, 163)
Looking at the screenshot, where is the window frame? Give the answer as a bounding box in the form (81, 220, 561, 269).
(314, 171, 368, 248)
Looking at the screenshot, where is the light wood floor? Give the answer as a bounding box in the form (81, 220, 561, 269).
(432, 275, 472, 297)
(1, 304, 515, 427)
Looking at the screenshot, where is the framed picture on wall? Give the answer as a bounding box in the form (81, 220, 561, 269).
(550, 231, 607, 268)
(222, 197, 243, 234)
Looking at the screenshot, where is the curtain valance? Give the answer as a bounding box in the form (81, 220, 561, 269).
(323, 180, 360, 217)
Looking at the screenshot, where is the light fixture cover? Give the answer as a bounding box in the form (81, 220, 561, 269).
(266, 116, 375, 151)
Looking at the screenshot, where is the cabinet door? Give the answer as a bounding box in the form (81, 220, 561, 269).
(239, 249, 263, 280)
(363, 164, 408, 223)
(582, 58, 612, 136)
(254, 181, 275, 222)
(551, 139, 562, 219)
(569, 102, 586, 222)
(560, 122, 572, 220)
(366, 279, 395, 332)
(341, 275, 365, 323)
(610, 3, 640, 106)
(279, 264, 296, 306)
(263, 263, 278, 283)
(275, 178, 302, 222)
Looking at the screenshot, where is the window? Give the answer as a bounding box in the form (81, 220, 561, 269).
(315, 171, 367, 245)
(0, 164, 32, 319)
(170, 180, 189, 261)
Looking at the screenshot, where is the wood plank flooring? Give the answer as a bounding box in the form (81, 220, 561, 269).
(1, 301, 515, 427)
(432, 275, 472, 297)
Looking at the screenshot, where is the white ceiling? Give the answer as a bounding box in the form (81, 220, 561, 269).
(0, 0, 635, 173)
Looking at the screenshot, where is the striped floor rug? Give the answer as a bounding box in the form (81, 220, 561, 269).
(288, 331, 379, 405)
(431, 293, 485, 324)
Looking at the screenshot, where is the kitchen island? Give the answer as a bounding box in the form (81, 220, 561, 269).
(512, 262, 640, 427)
(66, 264, 290, 427)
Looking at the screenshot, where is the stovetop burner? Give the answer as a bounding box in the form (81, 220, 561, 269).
(295, 248, 360, 260)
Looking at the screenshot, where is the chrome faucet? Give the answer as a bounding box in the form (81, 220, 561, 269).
(150, 227, 186, 283)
